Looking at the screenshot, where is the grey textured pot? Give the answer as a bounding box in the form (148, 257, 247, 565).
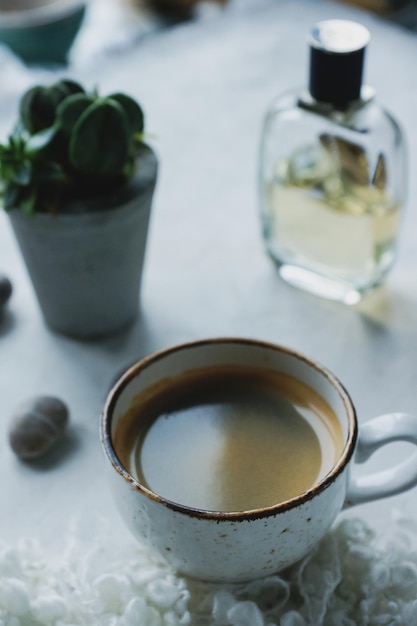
(8, 145, 158, 339)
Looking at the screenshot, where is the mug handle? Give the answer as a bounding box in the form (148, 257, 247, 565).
(345, 412, 417, 507)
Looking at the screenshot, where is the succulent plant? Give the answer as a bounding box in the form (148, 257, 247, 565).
(0, 79, 146, 214)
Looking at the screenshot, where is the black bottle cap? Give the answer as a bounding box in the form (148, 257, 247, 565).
(308, 20, 370, 105)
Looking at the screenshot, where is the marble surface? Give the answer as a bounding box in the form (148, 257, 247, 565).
(0, 0, 417, 559)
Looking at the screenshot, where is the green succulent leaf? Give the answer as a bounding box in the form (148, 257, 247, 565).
(19, 86, 57, 134)
(56, 94, 95, 137)
(19, 81, 81, 136)
(18, 187, 37, 215)
(3, 184, 19, 210)
(108, 93, 145, 136)
(2, 79, 149, 213)
(34, 160, 67, 184)
(12, 160, 32, 186)
(49, 82, 72, 106)
(58, 79, 85, 97)
(2, 182, 36, 213)
(25, 127, 57, 155)
(69, 100, 130, 176)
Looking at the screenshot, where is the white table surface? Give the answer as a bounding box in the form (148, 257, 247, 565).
(0, 0, 416, 564)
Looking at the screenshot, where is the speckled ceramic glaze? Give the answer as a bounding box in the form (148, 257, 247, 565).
(101, 338, 417, 582)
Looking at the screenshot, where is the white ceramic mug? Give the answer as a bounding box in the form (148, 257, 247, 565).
(101, 338, 417, 582)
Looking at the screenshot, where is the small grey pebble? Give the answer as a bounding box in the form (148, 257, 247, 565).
(9, 396, 69, 460)
(0, 273, 12, 308)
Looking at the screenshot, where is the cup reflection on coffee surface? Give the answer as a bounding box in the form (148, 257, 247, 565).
(101, 338, 417, 582)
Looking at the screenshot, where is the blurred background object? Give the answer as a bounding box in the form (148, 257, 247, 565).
(127, 0, 227, 21)
(337, 0, 417, 29)
(70, 0, 228, 67)
(0, 0, 86, 65)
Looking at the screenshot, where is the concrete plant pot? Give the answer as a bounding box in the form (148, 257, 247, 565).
(8, 144, 158, 339)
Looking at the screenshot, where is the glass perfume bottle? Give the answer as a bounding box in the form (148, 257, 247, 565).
(259, 19, 407, 304)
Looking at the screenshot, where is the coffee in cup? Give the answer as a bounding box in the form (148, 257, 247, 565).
(101, 338, 417, 582)
(114, 364, 344, 511)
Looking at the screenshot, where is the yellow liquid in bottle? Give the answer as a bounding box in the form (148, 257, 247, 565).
(263, 138, 401, 299)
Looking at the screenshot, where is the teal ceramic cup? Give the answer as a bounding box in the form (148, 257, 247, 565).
(0, 0, 86, 65)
